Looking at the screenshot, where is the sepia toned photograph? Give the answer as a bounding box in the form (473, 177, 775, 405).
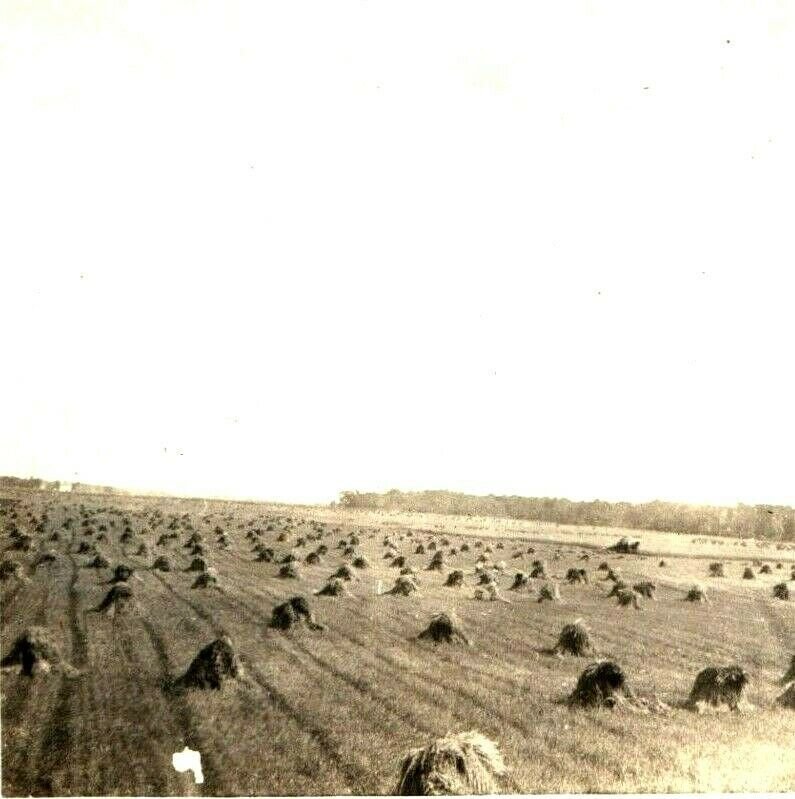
(2, 1, 794, 796)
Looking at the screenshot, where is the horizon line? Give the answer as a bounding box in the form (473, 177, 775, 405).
(1, 472, 793, 512)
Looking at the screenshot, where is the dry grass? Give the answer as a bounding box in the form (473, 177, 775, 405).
(1, 491, 794, 795)
(394, 730, 506, 795)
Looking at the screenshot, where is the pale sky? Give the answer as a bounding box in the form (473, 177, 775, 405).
(2, 1, 793, 507)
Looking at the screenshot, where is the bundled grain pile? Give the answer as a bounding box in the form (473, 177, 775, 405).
(773, 582, 790, 600)
(352, 555, 369, 569)
(606, 580, 629, 597)
(460, 543, 470, 553)
(476, 570, 494, 586)
(633, 581, 656, 599)
(187, 557, 208, 572)
(394, 730, 506, 795)
(255, 547, 275, 563)
(93, 584, 134, 615)
(776, 681, 795, 709)
(0, 558, 23, 581)
(173, 636, 240, 690)
(444, 570, 464, 588)
(270, 596, 325, 631)
(426, 551, 445, 571)
(709, 562, 725, 577)
(565, 568, 588, 585)
(742, 566, 755, 580)
(111, 564, 134, 583)
(780, 655, 795, 685)
(276, 561, 300, 579)
(152, 556, 171, 572)
(417, 612, 471, 646)
(332, 564, 357, 581)
(615, 589, 641, 609)
(568, 661, 634, 708)
(304, 550, 322, 565)
(553, 619, 593, 656)
(82, 554, 109, 569)
(530, 561, 547, 579)
(538, 582, 561, 603)
(33, 550, 57, 568)
(760, 564, 772, 574)
(415, 544, 425, 555)
(686, 665, 750, 712)
(314, 577, 350, 597)
(510, 572, 529, 590)
(659, 559, 667, 567)
(685, 584, 708, 603)
(135, 543, 149, 556)
(10, 534, 33, 552)
(473, 582, 508, 602)
(608, 538, 640, 554)
(192, 569, 218, 589)
(189, 544, 206, 557)
(604, 568, 622, 583)
(384, 575, 420, 596)
(1, 627, 77, 677)
(395, 570, 418, 590)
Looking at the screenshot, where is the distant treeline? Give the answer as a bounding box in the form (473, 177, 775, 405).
(0, 475, 123, 496)
(0, 475, 62, 491)
(338, 489, 795, 541)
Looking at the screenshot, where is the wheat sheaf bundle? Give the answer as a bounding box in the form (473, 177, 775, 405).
(394, 730, 506, 795)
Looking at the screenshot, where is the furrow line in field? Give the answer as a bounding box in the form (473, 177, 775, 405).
(207, 557, 547, 705)
(160, 576, 449, 751)
(753, 592, 795, 652)
(215, 575, 535, 756)
(338, 625, 535, 729)
(1, 583, 23, 624)
(141, 571, 380, 793)
(29, 552, 92, 797)
(149, 571, 226, 636)
(213, 549, 541, 688)
(0, 582, 52, 793)
(66, 553, 89, 667)
(242, 659, 382, 793)
(151, 574, 501, 792)
(139, 617, 220, 796)
(209, 585, 445, 738)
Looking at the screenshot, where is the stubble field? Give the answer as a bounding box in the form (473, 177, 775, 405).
(2, 491, 794, 795)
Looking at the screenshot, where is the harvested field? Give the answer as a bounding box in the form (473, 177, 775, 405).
(1, 491, 794, 794)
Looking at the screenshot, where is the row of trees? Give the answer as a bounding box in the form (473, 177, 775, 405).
(0, 476, 59, 491)
(338, 489, 795, 541)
